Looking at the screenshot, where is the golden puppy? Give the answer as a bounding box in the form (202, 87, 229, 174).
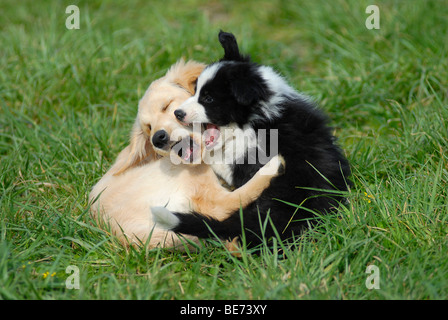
(89, 59, 283, 249)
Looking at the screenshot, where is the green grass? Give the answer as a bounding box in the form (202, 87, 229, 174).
(1, 0, 447, 300)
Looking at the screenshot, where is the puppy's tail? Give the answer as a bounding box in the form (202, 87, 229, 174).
(151, 206, 237, 240)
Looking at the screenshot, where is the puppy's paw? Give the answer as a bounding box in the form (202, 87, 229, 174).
(224, 237, 242, 258)
(259, 154, 286, 177)
(151, 206, 179, 230)
(276, 154, 286, 176)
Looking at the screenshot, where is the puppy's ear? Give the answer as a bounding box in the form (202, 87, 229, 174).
(113, 121, 155, 175)
(219, 30, 250, 62)
(230, 80, 261, 106)
(229, 69, 269, 106)
(170, 59, 206, 95)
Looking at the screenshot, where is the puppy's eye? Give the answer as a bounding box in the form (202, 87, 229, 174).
(203, 95, 213, 104)
(162, 100, 172, 112)
(147, 124, 152, 131)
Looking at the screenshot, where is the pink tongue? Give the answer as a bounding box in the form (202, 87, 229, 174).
(183, 146, 192, 161)
(205, 124, 220, 147)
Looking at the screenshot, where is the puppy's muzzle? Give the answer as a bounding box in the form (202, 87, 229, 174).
(152, 130, 169, 149)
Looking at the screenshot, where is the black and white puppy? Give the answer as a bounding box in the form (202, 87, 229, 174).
(153, 31, 351, 246)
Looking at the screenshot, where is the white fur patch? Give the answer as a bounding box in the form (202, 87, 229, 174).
(209, 163, 234, 185)
(258, 65, 297, 98)
(201, 122, 258, 185)
(151, 206, 180, 230)
(250, 65, 313, 122)
(196, 63, 220, 92)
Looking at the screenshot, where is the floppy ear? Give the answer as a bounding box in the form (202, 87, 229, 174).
(113, 120, 155, 175)
(169, 59, 206, 95)
(218, 30, 250, 62)
(229, 71, 269, 106)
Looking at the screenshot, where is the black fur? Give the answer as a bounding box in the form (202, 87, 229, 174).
(219, 30, 251, 62)
(198, 62, 271, 126)
(168, 32, 351, 246)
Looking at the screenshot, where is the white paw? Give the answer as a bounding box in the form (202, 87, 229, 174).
(259, 154, 285, 176)
(151, 206, 179, 230)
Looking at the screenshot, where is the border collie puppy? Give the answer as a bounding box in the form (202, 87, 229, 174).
(153, 31, 351, 247)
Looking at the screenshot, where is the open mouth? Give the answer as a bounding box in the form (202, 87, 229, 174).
(171, 137, 200, 163)
(167, 122, 220, 163)
(203, 123, 220, 149)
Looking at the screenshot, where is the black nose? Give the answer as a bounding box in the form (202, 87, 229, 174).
(174, 109, 186, 122)
(152, 130, 169, 148)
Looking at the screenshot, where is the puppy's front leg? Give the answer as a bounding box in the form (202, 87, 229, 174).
(228, 154, 285, 209)
(196, 154, 285, 221)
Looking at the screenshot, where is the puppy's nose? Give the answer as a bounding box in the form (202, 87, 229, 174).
(174, 109, 186, 122)
(152, 130, 169, 148)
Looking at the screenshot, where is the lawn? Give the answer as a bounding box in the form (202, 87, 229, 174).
(1, 0, 447, 300)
